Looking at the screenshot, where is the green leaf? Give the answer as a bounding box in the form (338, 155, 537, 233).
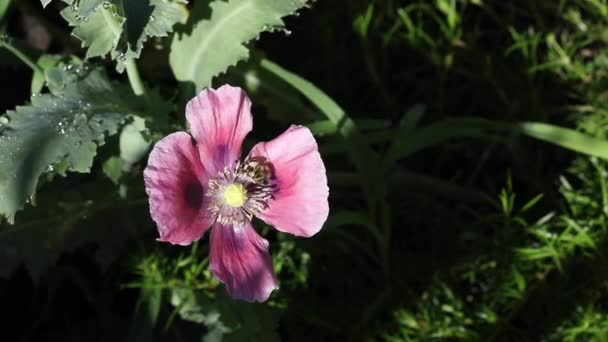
(258, 59, 354, 135)
(399, 103, 427, 130)
(60, 0, 186, 69)
(119, 116, 150, 166)
(0, 181, 139, 278)
(518, 122, 608, 160)
(0, 0, 12, 22)
(228, 57, 318, 124)
(170, 0, 309, 91)
(102, 156, 124, 184)
(61, 3, 117, 59)
(31, 54, 62, 94)
(71, 0, 105, 17)
(170, 288, 280, 342)
(257, 58, 385, 206)
(113, 0, 186, 70)
(61, 3, 120, 58)
(44, 62, 86, 93)
(40, 0, 52, 8)
(384, 118, 507, 168)
(0, 66, 139, 223)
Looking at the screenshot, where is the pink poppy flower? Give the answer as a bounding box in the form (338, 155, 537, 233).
(143, 85, 329, 302)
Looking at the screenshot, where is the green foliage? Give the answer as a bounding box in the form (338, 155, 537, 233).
(0, 186, 137, 278)
(60, 0, 186, 70)
(257, 58, 385, 204)
(548, 305, 608, 341)
(0, 64, 137, 223)
(0, 0, 12, 23)
(170, 0, 309, 91)
(127, 238, 306, 341)
(171, 289, 280, 342)
(385, 282, 484, 341)
(61, 3, 117, 59)
(394, 0, 470, 68)
(31, 54, 61, 94)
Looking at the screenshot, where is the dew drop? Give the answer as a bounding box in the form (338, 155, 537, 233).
(0, 117, 9, 126)
(74, 113, 88, 127)
(150, 16, 155, 22)
(56, 117, 69, 135)
(102, 1, 111, 9)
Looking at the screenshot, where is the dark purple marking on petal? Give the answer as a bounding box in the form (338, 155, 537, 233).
(216, 143, 230, 165)
(271, 178, 281, 197)
(185, 180, 204, 209)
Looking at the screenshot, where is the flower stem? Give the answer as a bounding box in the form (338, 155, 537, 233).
(0, 39, 43, 75)
(125, 58, 145, 96)
(101, 7, 145, 96)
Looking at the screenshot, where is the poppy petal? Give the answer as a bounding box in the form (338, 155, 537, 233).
(209, 223, 278, 302)
(144, 132, 213, 245)
(248, 125, 329, 237)
(186, 85, 253, 175)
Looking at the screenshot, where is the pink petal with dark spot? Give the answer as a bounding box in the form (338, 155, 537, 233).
(144, 132, 213, 245)
(249, 125, 329, 237)
(186, 85, 253, 176)
(209, 223, 278, 302)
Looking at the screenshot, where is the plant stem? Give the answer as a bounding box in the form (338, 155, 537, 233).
(0, 40, 43, 75)
(101, 7, 145, 96)
(125, 58, 145, 96)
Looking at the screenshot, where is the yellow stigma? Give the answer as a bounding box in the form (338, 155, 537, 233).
(223, 183, 248, 207)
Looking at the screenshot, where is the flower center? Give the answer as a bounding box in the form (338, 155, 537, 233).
(223, 183, 247, 207)
(206, 157, 277, 226)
